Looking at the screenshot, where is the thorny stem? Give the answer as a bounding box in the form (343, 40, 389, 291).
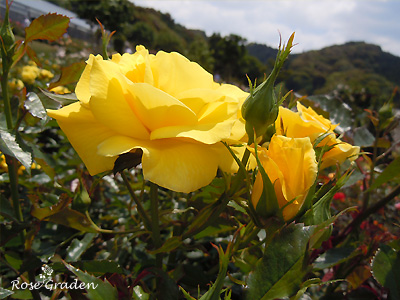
(121, 172, 152, 231)
(352, 184, 400, 230)
(362, 126, 380, 209)
(149, 182, 163, 299)
(149, 182, 163, 268)
(1, 54, 25, 245)
(333, 184, 400, 247)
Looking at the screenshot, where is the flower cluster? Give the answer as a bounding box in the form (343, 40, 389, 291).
(47, 43, 359, 221)
(251, 103, 359, 221)
(21, 61, 54, 85)
(0, 154, 41, 175)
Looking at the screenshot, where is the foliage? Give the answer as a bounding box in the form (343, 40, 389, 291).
(1, 4, 400, 300)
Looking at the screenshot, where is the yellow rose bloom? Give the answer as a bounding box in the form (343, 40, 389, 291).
(252, 135, 318, 221)
(275, 102, 359, 169)
(47, 46, 249, 193)
(21, 65, 40, 84)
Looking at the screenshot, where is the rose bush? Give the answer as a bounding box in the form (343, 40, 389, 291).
(251, 135, 318, 221)
(275, 102, 360, 169)
(47, 45, 249, 193)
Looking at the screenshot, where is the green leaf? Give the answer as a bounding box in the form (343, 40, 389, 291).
(25, 13, 69, 43)
(6, 289, 31, 299)
(307, 206, 357, 250)
(149, 236, 182, 255)
(48, 61, 85, 90)
(313, 247, 356, 270)
(194, 223, 235, 240)
(354, 126, 375, 147)
(179, 286, 196, 300)
(31, 194, 101, 233)
(0, 129, 32, 171)
(132, 286, 150, 300)
(24, 92, 48, 121)
(0, 222, 29, 246)
(65, 233, 97, 262)
(0, 288, 14, 299)
(371, 245, 400, 300)
(247, 223, 314, 300)
(0, 194, 16, 220)
(39, 88, 78, 108)
(147, 268, 180, 300)
(368, 156, 400, 191)
(253, 141, 281, 220)
(184, 192, 230, 238)
(301, 171, 351, 226)
(5, 251, 23, 270)
(64, 261, 118, 300)
(199, 244, 230, 300)
(291, 278, 344, 300)
(50, 260, 123, 276)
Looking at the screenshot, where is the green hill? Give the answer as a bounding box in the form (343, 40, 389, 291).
(283, 42, 400, 104)
(246, 43, 278, 64)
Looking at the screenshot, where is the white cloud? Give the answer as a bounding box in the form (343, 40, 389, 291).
(132, 0, 400, 56)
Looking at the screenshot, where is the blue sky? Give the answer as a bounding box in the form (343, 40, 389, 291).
(133, 0, 400, 57)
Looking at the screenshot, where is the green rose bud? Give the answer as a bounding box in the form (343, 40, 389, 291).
(241, 33, 295, 144)
(0, 1, 15, 51)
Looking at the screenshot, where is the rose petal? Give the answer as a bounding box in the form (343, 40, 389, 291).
(47, 102, 117, 175)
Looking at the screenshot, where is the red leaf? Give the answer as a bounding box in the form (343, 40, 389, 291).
(25, 13, 70, 43)
(48, 61, 85, 90)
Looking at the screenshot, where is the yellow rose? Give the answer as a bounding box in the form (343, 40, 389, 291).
(275, 102, 359, 169)
(21, 65, 40, 84)
(252, 135, 318, 221)
(47, 46, 249, 193)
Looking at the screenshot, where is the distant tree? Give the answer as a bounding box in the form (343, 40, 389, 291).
(186, 38, 214, 73)
(70, 0, 133, 33)
(209, 33, 251, 83)
(241, 54, 267, 84)
(154, 31, 185, 53)
(69, 0, 134, 53)
(246, 43, 278, 64)
(124, 22, 155, 48)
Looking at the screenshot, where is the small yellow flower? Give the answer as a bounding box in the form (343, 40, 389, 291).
(275, 103, 359, 169)
(50, 86, 71, 94)
(8, 78, 24, 92)
(21, 65, 40, 84)
(47, 45, 249, 193)
(39, 69, 54, 80)
(0, 155, 8, 172)
(0, 154, 41, 175)
(252, 135, 318, 221)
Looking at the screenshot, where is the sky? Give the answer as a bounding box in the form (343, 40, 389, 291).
(132, 0, 400, 57)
